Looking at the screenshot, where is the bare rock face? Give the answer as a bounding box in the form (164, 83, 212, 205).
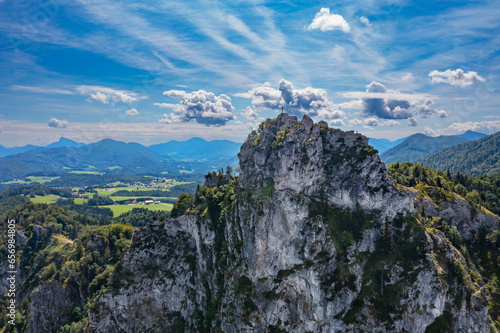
(27, 280, 75, 333)
(88, 215, 216, 332)
(88, 114, 496, 332)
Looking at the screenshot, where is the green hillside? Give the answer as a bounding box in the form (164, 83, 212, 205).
(419, 131, 500, 176)
(380, 133, 469, 165)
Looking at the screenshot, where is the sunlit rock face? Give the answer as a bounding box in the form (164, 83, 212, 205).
(88, 114, 494, 333)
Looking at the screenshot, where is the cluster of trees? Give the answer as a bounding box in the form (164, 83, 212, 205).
(419, 131, 500, 176)
(389, 162, 500, 216)
(113, 208, 166, 227)
(54, 198, 113, 222)
(0, 185, 72, 199)
(0, 202, 135, 332)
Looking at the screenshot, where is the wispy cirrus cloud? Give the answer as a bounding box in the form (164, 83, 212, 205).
(10, 84, 146, 105)
(11, 85, 75, 95)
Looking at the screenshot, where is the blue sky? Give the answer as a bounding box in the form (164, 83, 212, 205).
(0, 0, 499, 146)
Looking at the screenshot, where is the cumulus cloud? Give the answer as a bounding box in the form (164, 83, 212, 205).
(306, 8, 350, 33)
(429, 68, 485, 87)
(364, 117, 379, 127)
(156, 89, 236, 126)
(234, 82, 281, 109)
(48, 118, 68, 129)
(408, 118, 418, 127)
(126, 108, 139, 116)
(424, 126, 441, 137)
(445, 121, 500, 134)
(336, 99, 363, 110)
(236, 79, 344, 120)
(158, 113, 183, 124)
(348, 118, 364, 126)
(381, 120, 401, 126)
(362, 81, 412, 119)
(329, 119, 345, 127)
(90, 92, 108, 104)
(242, 106, 262, 122)
(76, 85, 144, 104)
(413, 99, 447, 118)
(361, 81, 447, 120)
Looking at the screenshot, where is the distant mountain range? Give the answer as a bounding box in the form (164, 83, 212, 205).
(379, 131, 487, 165)
(0, 137, 241, 182)
(46, 137, 86, 149)
(148, 137, 240, 160)
(0, 144, 40, 158)
(419, 131, 500, 176)
(0, 137, 85, 157)
(368, 137, 408, 153)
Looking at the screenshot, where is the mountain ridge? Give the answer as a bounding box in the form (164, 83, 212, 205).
(419, 131, 500, 176)
(380, 133, 470, 165)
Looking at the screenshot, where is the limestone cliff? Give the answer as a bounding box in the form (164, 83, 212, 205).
(88, 114, 498, 332)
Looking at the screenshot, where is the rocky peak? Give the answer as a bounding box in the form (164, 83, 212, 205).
(239, 113, 410, 215)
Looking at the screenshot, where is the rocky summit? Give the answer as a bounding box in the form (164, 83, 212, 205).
(85, 114, 497, 332)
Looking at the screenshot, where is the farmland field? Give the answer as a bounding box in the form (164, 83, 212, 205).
(31, 194, 60, 204)
(101, 203, 173, 217)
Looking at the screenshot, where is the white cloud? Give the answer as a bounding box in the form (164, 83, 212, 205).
(158, 113, 183, 124)
(126, 108, 139, 116)
(362, 81, 412, 119)
(156, 89, 236, 126)
(359, 16, 370, 26)
(329, 119, 345, 127)
(445, 121, 500, 134)
(10, 85, 75, 95)
(408, 118, 418, 127)
(234, 82, 281, 109)
(428, 68, 485, 87)
(10, 85, 146, 105)
(364, 117, 379, 127)
(163, 90, 187, 99)
(48, 118, 68, 129)
(306, 8, 350, 33)
(381, 120, 401, 126)
(76, 85, 145, 104)
(358, 81, 447, 120)
(348, 118, 364, 126)
(401, 73, 415, 82)
(242, 106, 262, 122)
(341, 91, 430, 102)
(236, 79, 344, 119)
(337, 99, 363, 110)
(90, 92, 108, 104)
(413, 99, 447, 118)
(424, 126, 441, 137)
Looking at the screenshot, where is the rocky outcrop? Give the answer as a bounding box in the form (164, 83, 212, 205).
(27, 280, 75, 333)
(88, 215, 216, 332)
(88, 114, 496, 332)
